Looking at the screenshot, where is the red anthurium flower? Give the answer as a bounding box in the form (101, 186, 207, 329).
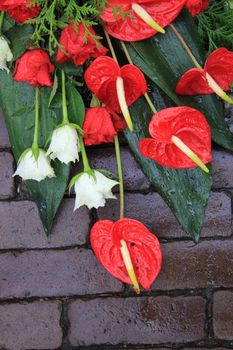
(91, 218, 162, 293)
(0, 0, 40, 23)
(100, 0, 186, 41)
(83, 107, 126, 146)
(56, 23, 108, 66)
(14, 49, 55, 87)
(84, 56, 147, 130)
(185, 0, 209, 16)
(176, 48, 233, 104)
(139, 106, 212, 172)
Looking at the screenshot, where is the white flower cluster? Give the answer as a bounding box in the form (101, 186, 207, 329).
(0, 36, 13, 73)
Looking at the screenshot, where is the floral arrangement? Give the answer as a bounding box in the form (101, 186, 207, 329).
(0, 0, 233, 293)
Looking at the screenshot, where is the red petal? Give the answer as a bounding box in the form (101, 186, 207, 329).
(84, 56, 120, 95)
(139, 106, 212, 169)
(205, 48, 233, 91)
(102, 0, 186, 41)
(186, 0, 208, 16)
(85, 58, 147, 113)
(176, 68, 212, 95)
(91, 218, 162, 290)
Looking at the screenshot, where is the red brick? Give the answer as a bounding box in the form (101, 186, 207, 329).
(154, 240, 233, 290)
(0, 199, 90, 249)
(0, 152, 15, 199)
(0, 301, 62, 350)
(0, 111, 10, 148)
(213, 291, 233, 340)
(213, 150, 233, 189)
(98, 192, 232, 238)
(68, 296, 206, 345)
(0, 248, 123, 299)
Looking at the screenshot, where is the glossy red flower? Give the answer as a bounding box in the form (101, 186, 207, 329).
(84, 56, 147, 130)
(91, 218, 162, 292)
(56, 23, 108, 66)
(185, 0, 208, 16)
(101, 0, 186, 41)
(14, 49, 55, 87)
(176, 48, 233, 102)
(139, 106, 212, 171)
(83, 107, 126, 146)
(0, 0, 40, 23)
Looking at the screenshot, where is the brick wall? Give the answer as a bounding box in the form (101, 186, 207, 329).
(0, 109, 233, 350)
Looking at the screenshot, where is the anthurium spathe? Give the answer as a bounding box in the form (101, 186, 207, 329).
(139, 106, 212, 172)
(84, 56, 147, 130)
(176, 48, 233, 104)
(100, 0, 186, 41)
(185, 0, 209, 16)
(72, 170, 118, 211)
(0, 36, 13, 73)
(91, 218, 162, 293)
(13, 149, 55, 182)
(46, 125, 80, 164)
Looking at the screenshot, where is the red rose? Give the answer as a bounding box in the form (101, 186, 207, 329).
(83, 107, 126, 146)
(185, 0, 208, 16)
(0, 0, 40, 23)
(56, 23, 108, 66)
(14, 49, 55, 87)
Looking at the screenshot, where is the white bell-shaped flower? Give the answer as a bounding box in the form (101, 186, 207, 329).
(0, 36, 13, 73)
(13, 149, 55, 182)
(47, 125, 80, 164)
(74, 170, 118, 210)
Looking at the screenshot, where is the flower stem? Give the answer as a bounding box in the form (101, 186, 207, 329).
(114, 135, 124, 219)
(80, 136, 91, 173)
(169, 23, 202, 69)
(120, 41, 158, 115)
(32, 87, 40, 159)
(61, 70, 69, 124)
(0, 11, 4, 35)
(104, 29, 119, 64)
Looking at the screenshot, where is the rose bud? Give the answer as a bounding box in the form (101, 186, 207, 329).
(13, 149, 55, 182)
(73, 171, 118, 210)
(56, 23, 108, 66)
(46, 125, 80, 164)
(0, 0, 40, 23)
(0, 36, 13, 73)
(186, 0, 209, 16)
(13, 49, 55, 87)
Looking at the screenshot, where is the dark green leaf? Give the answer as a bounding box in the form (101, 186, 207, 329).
(126, 85, 212, 242)
(5, 24, 34, 61)
(125, 10, 233, 151)
(0, 71, 70, 235)
(66, 80, 85, 127)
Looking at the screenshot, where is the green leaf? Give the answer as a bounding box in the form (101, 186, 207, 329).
(66, 80, 85, 127)
(5, 24, 34, 61)
(0, 71, 70, 235)
(126, 85, 212, 242)
(125, 10, 233, 151)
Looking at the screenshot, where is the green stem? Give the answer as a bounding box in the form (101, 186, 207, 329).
(0, 11, 4, 35)
(80, 137, 91, 173)
(104, 29, 119, 64)
(32, 87, 40, 159)
(114, 135, 124, 219)
(169, 23, 202, 69)
(120, 40, 158, 115)
(61, 70, 69, 124)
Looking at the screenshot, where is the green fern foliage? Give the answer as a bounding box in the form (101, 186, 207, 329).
(197, 0, 233, 54)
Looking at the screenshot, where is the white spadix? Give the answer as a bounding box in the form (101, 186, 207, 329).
(116, 77, 133, 131)
(132, 3, 165, 34)
(120, 239, 140, 294)
(206, 72, 233, 104)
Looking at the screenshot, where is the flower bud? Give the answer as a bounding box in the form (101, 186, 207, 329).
(47, 125, 80, 164)
(13, 149, 55, 182)
(0, 36, 13, 73)
(74, 171, 118, 210)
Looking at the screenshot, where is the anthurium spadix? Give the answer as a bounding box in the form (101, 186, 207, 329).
(176, 48, 233, 104)
(139, 106, 212, 173)
(84, 56, 147, 131)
